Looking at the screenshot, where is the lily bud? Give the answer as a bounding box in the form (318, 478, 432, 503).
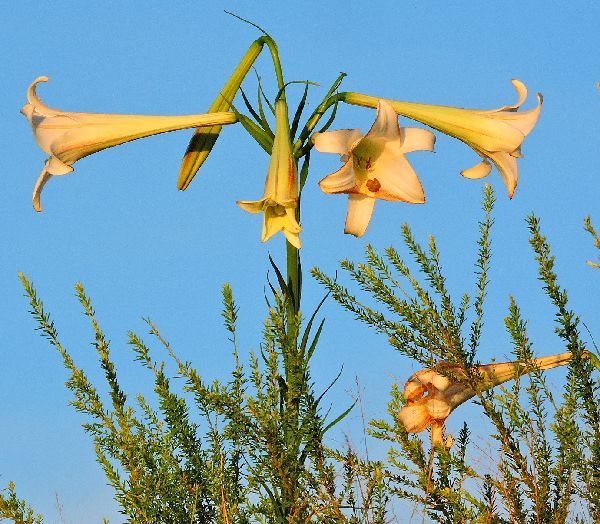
(178, 37, 265, 191)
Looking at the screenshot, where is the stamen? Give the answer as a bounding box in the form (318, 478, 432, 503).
(366, 178, 381, 192)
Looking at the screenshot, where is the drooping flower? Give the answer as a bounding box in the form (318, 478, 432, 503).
(398, 352, 573, 448)
(313, 99, 435, 237)
(343, 80, 542, 198)
(21, 76, 237, 211)
(237, 98, 301, 248)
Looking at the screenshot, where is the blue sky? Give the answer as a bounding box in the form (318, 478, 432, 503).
(1, 1, 599, 521)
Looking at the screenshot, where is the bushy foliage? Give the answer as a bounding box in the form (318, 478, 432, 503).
(4, 193, 598, 523)
(314, 186, 600, 522)
(0, 482, 42, 524)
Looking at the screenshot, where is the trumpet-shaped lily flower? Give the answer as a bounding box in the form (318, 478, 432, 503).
(398, 352, 574, 448)
(237, 99, 301, 248)
(344, 80, 541, 198)
(313, 100, 435, 237)
(21, 76, 237, 211)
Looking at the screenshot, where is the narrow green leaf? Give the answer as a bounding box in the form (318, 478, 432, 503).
(240, 87, 263, 125)
(299, 151, 310, 191)
(323, 401, 356, 434)
(291, 83, 309, 139)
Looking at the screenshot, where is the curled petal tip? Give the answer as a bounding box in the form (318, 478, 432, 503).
(27, 76, 49, 104)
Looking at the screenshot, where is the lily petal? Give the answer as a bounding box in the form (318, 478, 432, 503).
(486, 79, 528, 113)
(371, 145, 425, 203)
(318, 161, 358, 194)
(26, 76, 61, 117)
(32, 164, 53, 213)
(313, 129, 363, 156)
(344, 194, 375, 237)
(485, 94, 543, 137)
(461, 159, 492, 180)
(425, 396, 452, 419)
(397, 401, 432, 433)
(488, 151, 519, 198)
(236, 199, 264, 214)
(32, 157, 74, 212)
(399, 127, 436, 153)
(262, 206, 287, 242)
(367, 100, 401, 142)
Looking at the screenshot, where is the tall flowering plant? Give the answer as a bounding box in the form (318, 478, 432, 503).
(12, 16, 600, 524)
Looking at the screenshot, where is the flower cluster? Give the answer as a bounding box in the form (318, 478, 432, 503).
(21, 76, 541, 243)
(315, 80, 542, 237)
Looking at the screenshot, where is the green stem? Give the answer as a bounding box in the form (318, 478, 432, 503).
(263, 36, 285, 93)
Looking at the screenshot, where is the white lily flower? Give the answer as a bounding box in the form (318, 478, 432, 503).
(21, 76, 237, 211)
(237, 99, 301, 248)
(313, 99, 435, 237)
(398, 351, 573, 448)
(344, 80, 542, 198)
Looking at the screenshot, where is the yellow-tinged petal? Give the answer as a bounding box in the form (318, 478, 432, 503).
(344, 194, 375, 237)
(32, 165, 53, 213)
(488, 151, 519, 198)
(263, 205, 287, 242)
(236, 199, 265, 214)
(484, 79, 528, 113)
(370, 144, 425, 203)
(313, 129, 363, 156)
(397, 402, 432, 433)
(25, 76, 61, 117)
(318, 161, 357, 194)
(367, 99, 402, 141)
(461, 159, 492, 180)
(399, 127, 436, 153)
(425, 396, 452, 419)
